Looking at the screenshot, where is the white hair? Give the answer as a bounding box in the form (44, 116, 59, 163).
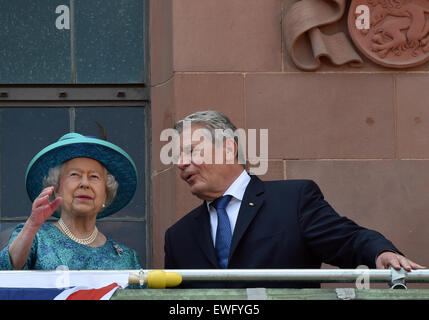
(174, 110, 238, 142)
(43, 162, 118, 210)
(174, 110, 245, 165)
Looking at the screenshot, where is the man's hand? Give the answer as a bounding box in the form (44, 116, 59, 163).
(376, 251, 425, 271)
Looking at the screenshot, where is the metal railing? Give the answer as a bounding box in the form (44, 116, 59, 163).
(158, 268, 427, 289)
(1, 268, 429, 289)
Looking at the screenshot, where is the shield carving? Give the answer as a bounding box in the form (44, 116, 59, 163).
(284, 0, 429, 69)
(348, 0, 429, 68)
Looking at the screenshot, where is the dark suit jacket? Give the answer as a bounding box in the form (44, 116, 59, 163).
(164, 176, 399, 288)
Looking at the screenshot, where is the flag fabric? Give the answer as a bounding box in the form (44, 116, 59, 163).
(0, 287, 65, 300)
(55, 282, 121, 300)
(0, 270, 130, 300)
(0, 282, 122, 300)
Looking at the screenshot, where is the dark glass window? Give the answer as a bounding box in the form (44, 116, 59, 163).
(0, 0, 145, 84)
(0, 0, 149, 268)
(0, 106, 147, 267)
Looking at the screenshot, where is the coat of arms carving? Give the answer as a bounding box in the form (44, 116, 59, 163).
(284, 0, 429, 69)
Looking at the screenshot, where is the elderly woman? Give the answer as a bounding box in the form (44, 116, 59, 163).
(0, 133, 141, 270)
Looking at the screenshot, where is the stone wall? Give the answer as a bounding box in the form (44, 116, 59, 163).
(150, 0, 429, 287)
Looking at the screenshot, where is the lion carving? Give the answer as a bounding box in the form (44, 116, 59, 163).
(364, 0, 429, 57)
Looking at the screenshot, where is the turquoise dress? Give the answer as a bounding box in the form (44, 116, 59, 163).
(0, 223, 141, 271)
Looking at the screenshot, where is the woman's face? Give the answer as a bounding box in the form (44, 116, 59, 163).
(56, 157, 107, 218)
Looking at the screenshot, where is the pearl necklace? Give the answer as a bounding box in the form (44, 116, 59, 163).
(58, 218, 98, 246)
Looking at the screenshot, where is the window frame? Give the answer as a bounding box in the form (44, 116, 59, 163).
(0, 84, 152, 268)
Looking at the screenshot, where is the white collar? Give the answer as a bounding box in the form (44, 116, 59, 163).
(207, 170, 250, 205)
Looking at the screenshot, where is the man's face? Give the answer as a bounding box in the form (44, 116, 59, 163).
(176, 125, 234, 200)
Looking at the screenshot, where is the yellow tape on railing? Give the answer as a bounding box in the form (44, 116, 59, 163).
(147, 270, 182, 288)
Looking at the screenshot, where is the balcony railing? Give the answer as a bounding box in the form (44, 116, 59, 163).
(2, 268, 429, 300)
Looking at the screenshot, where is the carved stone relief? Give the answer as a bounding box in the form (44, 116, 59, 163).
(284, 0, 429, 69)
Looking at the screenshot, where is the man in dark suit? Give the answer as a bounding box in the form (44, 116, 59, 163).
(164, 110, 423, 288)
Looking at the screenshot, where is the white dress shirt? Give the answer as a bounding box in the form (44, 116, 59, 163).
(206, 170, 251, 244)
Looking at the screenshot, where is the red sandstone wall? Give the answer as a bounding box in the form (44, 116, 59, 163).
(150, 0, 429, 288)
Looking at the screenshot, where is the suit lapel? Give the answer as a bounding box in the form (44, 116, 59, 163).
(192, 203, 219, 268)
(229, 176, 265, 259)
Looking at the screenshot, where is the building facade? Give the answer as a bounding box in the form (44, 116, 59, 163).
(1, 1, 429, 289)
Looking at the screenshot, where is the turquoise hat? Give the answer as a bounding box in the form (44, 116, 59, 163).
(25, 133, 138, 219)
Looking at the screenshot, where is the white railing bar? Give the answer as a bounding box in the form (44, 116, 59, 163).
(0, 268, 428, 283)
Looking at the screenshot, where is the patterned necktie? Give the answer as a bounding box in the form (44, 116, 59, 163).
(211, 195, 233, 269)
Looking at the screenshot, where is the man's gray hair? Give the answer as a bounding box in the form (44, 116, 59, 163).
(174, 110, 246, 166)
(174, 110, 238, 144)
(43, 163, 119, 210)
